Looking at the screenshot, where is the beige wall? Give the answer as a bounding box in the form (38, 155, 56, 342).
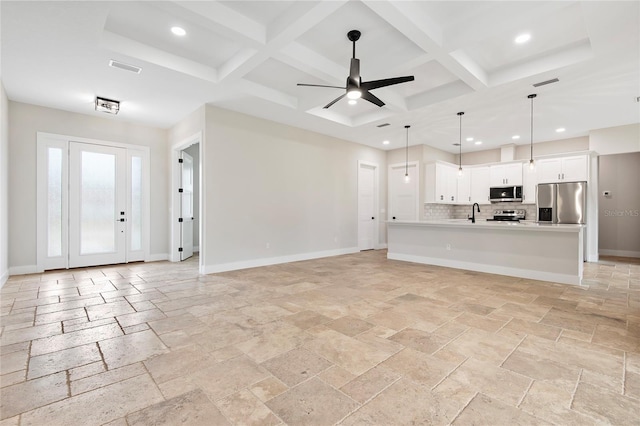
(202, 105, 387, 271)
(7, 102, 170, 270)
(598, 152, 640, 257)
(590, 123, 640, 155)
(0, 83, 8, 285)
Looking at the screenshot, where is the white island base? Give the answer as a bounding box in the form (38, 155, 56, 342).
(387, 220, 585, 285)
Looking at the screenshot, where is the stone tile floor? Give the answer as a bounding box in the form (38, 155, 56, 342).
(1, 251, 639, 425)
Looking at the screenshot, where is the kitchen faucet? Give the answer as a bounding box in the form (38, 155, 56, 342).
(469, 203, 481, 223)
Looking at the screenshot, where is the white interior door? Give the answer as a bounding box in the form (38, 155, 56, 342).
(180, 151, 194, 260)
(389, 162, 419, 221)
(358, 162, 377, 250)
(69, 142, 126, 268)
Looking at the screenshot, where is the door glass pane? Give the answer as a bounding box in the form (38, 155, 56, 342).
(47, 148, 62, 257)
(130, 156, 142, 251)
(80, 151, 116, 254)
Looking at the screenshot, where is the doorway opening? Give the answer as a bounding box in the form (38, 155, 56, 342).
(171, 134, 203, 271)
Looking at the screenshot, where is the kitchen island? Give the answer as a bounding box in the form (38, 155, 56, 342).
(387, 220, 584, 285)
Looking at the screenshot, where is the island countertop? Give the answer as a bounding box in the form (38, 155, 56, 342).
(387, 219, 584, 233)
(386, 219, 585, 285)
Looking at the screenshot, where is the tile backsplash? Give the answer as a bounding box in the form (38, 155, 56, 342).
(424, 203, 537, 222)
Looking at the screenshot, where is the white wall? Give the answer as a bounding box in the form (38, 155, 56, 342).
(590, 123, 640, 155)
(201, 105, 387, 272)
(0, 83, 8, 286)
(8, 102, 170, 271)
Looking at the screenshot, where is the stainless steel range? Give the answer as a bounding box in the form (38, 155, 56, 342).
(486, 209, 526, 222)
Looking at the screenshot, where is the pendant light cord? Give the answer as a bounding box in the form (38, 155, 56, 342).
(457, 112, 464, 170)
(404, 125, 410, 176)
(528, 94, 536, 163)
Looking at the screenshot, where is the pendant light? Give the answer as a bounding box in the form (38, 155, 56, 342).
(528, 94, 537, 170)
(404, 125, 410, 183)
(457, 112, 464, 177)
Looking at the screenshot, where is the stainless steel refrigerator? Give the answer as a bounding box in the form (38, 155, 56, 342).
(536, 181, 587, 224)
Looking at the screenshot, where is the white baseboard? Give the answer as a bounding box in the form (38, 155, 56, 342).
(146, 253, 169, 262)
(599, 249, 640, 258)
(0, 269, 8, 289)
(8, 265, 39, 277)
(202, 247, 359, 274)
(387, 252, 582, 286)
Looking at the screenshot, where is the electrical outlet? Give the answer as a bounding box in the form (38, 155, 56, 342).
(446, 243, 451, 250)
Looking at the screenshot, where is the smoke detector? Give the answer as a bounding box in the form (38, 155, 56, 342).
(95, 97, 120, 115)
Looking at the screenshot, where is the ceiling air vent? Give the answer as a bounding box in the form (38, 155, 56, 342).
(376, 123, 390, 128)
(109, 59, 142, 74)
(533, 78, 559, 87)
(95, 97, 120, 115)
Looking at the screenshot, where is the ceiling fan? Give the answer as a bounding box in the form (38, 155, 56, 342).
(297, 30, 415, 109)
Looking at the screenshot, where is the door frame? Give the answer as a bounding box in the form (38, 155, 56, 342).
(170, 132, 203, 272)
(36, 132, 150, 272)
(357, 160, 379, 250)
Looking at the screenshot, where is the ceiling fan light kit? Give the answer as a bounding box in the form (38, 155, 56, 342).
(298, 30, 414, 109)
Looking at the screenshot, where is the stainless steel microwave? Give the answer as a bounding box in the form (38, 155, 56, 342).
(489, 186, 523, 203)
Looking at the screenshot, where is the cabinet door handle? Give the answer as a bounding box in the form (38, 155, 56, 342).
(440, 195, 443, 200)
(469, 196, 471, 202)
(371, 217, 375, 220)
(562, 173, 565, 180)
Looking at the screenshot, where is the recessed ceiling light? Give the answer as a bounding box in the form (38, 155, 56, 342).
(466, 137, 474, 142)
(348, 99, 357, 105)
(515, 33, 531, 44)
(171, 26, 186, 36)
(475, 141, 482, 145)
(382, 140, 390, 145)
(556, 128, 566, 132)
(512, 135, 520, 140)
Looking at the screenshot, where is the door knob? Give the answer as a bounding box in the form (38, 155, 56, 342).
(117, 218, 126, 222)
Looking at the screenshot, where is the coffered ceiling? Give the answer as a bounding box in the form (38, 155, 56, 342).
(1, 1, 638, 153)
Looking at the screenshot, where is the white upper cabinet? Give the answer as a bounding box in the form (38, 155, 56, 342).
(489, 163, 523, 186)
(425, 162, 457, 203)
(470, 166, 490, 204)
(522, 164, 537, 204)
(537, 155, 588, 183)
(457, 169, 471, 204)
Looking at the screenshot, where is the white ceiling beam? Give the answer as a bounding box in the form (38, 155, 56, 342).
(165, 1, 266, 46)
(276, 42, 345, 85)
(217, 0, 348, 82)
(362, 0, 488, 91)
(407, 80, 474, 111)
(101, 31, 218, 83)
(237, 80, 298, 109)
(488, 39, 593, 87)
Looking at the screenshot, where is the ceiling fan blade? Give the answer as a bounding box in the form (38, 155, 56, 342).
(361, 76, 414, 91)
(361, 91, 385, 107)
(297, 83, 345, 89)
(323, 93, 346, 109)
